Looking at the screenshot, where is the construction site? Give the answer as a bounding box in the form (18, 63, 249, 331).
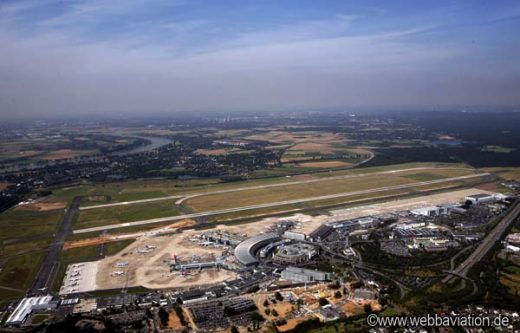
(58, 187, 502, 295)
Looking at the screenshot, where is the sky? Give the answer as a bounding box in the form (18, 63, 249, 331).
(0, 0, 519, 119)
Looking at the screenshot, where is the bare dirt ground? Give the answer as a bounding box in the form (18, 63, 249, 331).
(476, 182, 504, 192)
(42, 149, 76, 160)
(96, 230, 237, 290)
(261, 188, 492, 235)
(167, 311, 187, 331)
(89, 188, 490, 292)
(64, 219, 196, 249)
(289, 142, 337, 154)
(15, 198, 66, 211)
(298, 161, 352, 168)
(254, 293, 296, 319)
(327, 187, 493, 223)
(341, 300, 380, 316)
(194, 148, 242, 156)
(346, 147, 373, 155)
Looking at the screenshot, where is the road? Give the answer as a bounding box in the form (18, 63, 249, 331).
(80, 166, 475, 211)
(73, 173, 488, 234)
(29, 196, 81, 295)
(443, 200, 520, 284)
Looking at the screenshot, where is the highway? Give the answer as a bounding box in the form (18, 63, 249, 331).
(80, 166, 475, 210)
(29, 196, 82, 295)
(443, 200, 520, 284)
(73, 173, 488, 234)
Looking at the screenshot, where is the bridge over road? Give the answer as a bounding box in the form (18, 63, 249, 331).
(443, 199, 520, 284)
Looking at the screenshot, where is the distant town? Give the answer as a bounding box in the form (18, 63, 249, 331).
(0, 111, 519, 332)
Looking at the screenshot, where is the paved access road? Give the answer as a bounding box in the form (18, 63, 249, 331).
(29, 196, 81, 295)
(443, 200, 520, 284)
(80, 166, 475, 211)
(73, 173, 488, 234)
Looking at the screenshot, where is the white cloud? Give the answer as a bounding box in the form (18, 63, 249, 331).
(0, 1, 519, 118)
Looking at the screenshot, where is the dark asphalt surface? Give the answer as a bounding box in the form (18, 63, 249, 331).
(444, 199, 520, 284)
(28, 196, 81, 296)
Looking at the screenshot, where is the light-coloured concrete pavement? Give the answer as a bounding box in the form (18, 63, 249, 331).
(73, 172, 488, 234)
(80, 166, 475, 210)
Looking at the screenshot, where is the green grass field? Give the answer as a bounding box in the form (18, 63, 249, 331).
(52, 239, 134, 292)
(482, 167, 520, 181)
(0, 208, 64, 305)
(49, 162, 472, 207)
(75, 200, 181, 230)
(184, 167, 476, 212)
(0, 252, 45, 305)
(65, 164, 481, 232)
(0, 209, 63, 243)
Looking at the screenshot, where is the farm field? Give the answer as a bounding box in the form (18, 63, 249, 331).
(298, 161, 352, 168)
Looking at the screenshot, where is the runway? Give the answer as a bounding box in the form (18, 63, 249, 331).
(29, 196, 82, 295)
(73, 173, 488, 234)
(80, 194, 184, 210)
(79, 166, 475, 210)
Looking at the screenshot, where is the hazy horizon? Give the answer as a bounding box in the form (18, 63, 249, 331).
(1, 0, 520, 119)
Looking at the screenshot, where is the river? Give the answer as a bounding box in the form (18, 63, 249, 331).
(0, 135, 173, 172)
(111, 136, 173, 156)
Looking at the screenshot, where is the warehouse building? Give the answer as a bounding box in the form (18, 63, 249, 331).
(283, 230, 306, 241)
(411, 205, 449, 217)
(309, 225, 334, 241)
(5, 295, 54, 326)
(281, 266, 331, 283)
(171, 259, 224, 271)
(464, 193, 499, 205)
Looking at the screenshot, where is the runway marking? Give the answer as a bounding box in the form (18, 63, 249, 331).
(80, 167, 475, 210)
(73, 173, 489, 234)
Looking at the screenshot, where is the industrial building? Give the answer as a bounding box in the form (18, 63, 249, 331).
(411, 205, 449, 217)
(464, 193, 498, 205)
(280, 266, 331, 283)
(393, 228, 445, 238)
(5, 295, 54, 326)
(171, 259, 224, 271)
(202, 230, 245, 246)
(353, 288, 377, 300)
(283, 230, 306, 241)
(234, 233, 280, 266)
(309, 225, 334, 241)
(357, 217, 378, 227)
